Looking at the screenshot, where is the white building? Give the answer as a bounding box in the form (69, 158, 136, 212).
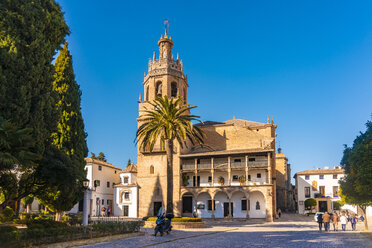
(113, 163, 138, 217)
(294, 166, 345, 214)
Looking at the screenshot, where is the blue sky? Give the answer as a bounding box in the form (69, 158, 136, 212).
(58, 0, 372, 178)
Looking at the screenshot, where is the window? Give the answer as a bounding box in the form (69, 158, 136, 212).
(232, 175, 239, 181)
(319, 186, 325, 196)
(305, 175, 310, 180)
(207, 200, 216, 210)
(94, 180, 100, 187)
(150, 165, 154, 174)
(319, 175, 324, 179)
(333, 174, 337, 179)
(197, 159, 200, 164)
(98, 165, 102, 171)
(256, 201, 260, 210)
(257, 173, 261, 178)
(305, 187, 310, 198)
(248, 175, 251, 181)
(234, 159, 241, 163)
(155, 81, 162, 98)
(107, 200, 110, 205)
(124, 177, 129, 184)
(146, 86, 149, 101)
(242, 199, 247, 211)
(248, 158, 256, 162)
(107, 181, 110, 188)
(171, 82, 178, 98)
(115, 170, 117, 174)
(102, 199, 104, 205)
(208, 176, 212, 182)
(124, 192, 130, 201)
(333, 186, 339, 197)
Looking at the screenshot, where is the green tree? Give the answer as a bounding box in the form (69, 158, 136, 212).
(96, 152, 107, 162)
(304, 198, 317, 211)
(37, 42, 88, 221)
(91, 152, 97, 159)
(0, 0, 69, 210)
(136, 96, 204, 214)
(127, 159, 132, 167)
(340, 117, 372, 230)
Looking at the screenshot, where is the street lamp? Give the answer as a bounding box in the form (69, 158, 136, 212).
(82, 179, 90, 226)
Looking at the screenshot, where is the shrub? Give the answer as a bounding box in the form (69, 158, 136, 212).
(27, 219, 68, 229)
(146, 217, 202, 222)
(333, 201, 343, 210)
(305, 198, 317, 209)
(0, 207, 15, 222)
(0, 225, 17, 233)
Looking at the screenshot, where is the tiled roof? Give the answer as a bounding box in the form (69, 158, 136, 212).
(85, 158, 121, 170)
(294, 168, 344, 177)
(195, 118, 269, 128)
(122, 163, 137, 173)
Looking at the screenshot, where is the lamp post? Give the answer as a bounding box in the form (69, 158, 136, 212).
(82, 178, 90, 226)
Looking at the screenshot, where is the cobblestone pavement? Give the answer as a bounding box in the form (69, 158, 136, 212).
(79, 214, 372, 248)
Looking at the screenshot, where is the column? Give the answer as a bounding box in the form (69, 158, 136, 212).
(245, 155, 249, 186)
(267, 153, 272, 184)
(211, 196, 215, 219)
(194, 195, 198, 217)
(228, 196, 232, 218)
(211, 157, 214, 187)
(194, 158, 198, 187)
(246, 194, 249, 219)
(228, 156, 231, 186)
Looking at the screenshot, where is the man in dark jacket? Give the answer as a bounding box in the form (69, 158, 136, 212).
(317, 213, 323, 231)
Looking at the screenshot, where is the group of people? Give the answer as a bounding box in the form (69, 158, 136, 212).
(317, 211, 364, 231)
(101, 206, 112, 217)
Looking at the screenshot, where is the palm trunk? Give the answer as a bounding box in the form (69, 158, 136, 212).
(165, 139, 174, 215)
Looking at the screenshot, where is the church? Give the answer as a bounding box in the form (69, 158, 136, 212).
(129, 27, 294, 221)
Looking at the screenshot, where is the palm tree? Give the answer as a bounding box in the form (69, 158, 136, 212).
(136, 96, 204, 214)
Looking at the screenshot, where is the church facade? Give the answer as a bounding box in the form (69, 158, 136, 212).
(135, 29, 289, 221)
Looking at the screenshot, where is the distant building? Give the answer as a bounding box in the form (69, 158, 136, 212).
(294, 166, 344, 214)
(113, 163, 138, 217)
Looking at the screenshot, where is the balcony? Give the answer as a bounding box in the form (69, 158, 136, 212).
(181, 159, 268, 171)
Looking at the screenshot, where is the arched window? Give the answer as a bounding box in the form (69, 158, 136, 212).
(155, 82, 162, 98)
(171, 82, 178, 98)
(150, 165, 154, 174)
(256, 201, 260, 210)
(145, 86, 149, 101)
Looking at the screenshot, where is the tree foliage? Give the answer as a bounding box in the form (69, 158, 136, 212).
(304, 198, 317, 209)
(339, 117, 372, 230)
(37, 42, 88, 216)
(96, 152, 107, 162)
(136, 96, 204, 214)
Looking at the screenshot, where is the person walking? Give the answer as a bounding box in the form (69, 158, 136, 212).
(350, 214, 357, 231)
(340, 213, 348, 231)
(101, 206, 106, 217)
(317, 213, 323, 231)
(278, 208, 282, 218)
(323, 212, 331, 232)
(332, 212, 339, 231)
(107, 207, 111, 217)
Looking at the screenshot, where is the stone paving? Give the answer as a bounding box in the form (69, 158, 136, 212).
(79, 214, 372, 248)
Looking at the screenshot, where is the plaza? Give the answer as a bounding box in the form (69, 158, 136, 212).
(80, 214, 372, 248)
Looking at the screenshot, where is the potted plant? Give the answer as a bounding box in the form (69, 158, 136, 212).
(217, 176, 225, 186)
(182, 174, 190, 187)
(238, 175, 245, 185)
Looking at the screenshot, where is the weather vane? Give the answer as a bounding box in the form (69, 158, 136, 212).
(163, 19, 169, 33)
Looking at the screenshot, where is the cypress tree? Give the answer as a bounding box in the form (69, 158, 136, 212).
(37, 43, 88, 220)
(0, 0, 69, 210)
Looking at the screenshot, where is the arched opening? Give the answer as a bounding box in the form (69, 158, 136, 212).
(182, 193, 194, 217)
(231, 191, 246, 218)
(171, 82, 178, 98)
(196, 192, 213, 218)
(150, 165, 154, 174)
(214, 191, 229, 218)
(145, 86, 149, 101)
(155, 81, 162, 98)
(249, 191, 266, 218)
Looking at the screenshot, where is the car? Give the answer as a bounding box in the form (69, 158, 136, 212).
(314, 212, 324, 222)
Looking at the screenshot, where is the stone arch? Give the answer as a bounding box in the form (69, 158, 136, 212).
(171, 82, 178, 98)
(196, 191, 213, 218)
(119, 189, 132, 203)
(249, 190, 266, 218)
(214, 190, 229, 218)
(231, 190, 247, 218)
(181, 191, 195, 216)
(155, 81, 162, 98)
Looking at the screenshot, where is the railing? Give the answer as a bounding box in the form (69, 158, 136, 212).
(182, 163, 194, 170)
(231, 162, 245, 168)
(248, 160, 268, 167)
(181, 159, 269, 171)
(197, 162, 211, 170)
(214, 161, 228, 169)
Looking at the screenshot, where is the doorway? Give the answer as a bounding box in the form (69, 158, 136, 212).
(154, 202, 162, 216)
(319, 201, 328, 212)
(223, 202, 233, 217)
(182, 196, 193, 214)
(123, 205, 129, 216)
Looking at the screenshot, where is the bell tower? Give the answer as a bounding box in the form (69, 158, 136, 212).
(138, 26, 188, 118)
